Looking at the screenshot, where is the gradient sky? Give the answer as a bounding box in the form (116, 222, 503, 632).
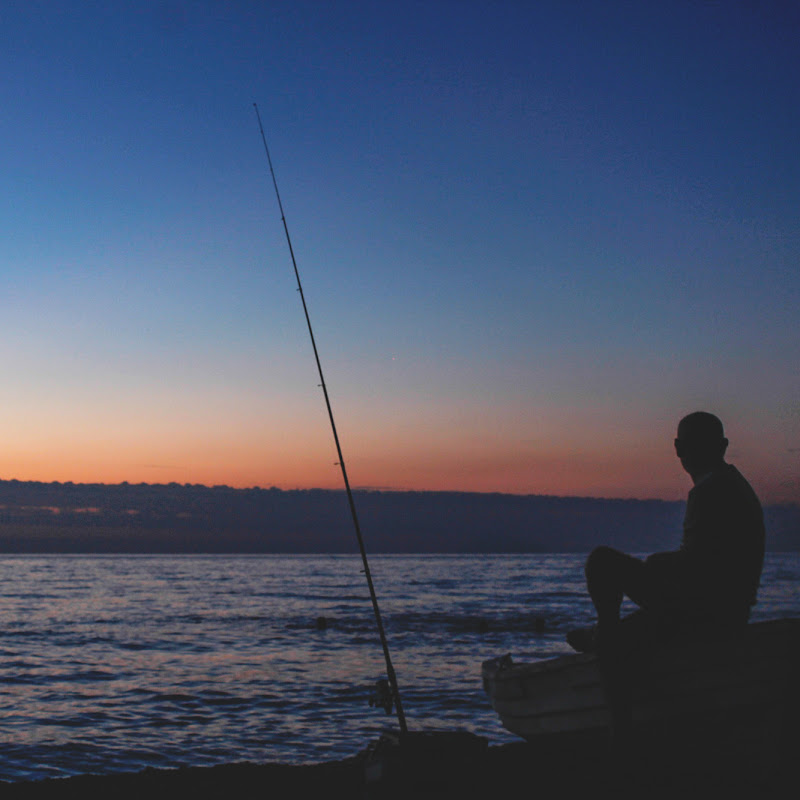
(1, 1, 798, 503)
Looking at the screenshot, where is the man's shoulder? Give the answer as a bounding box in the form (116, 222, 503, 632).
(718, 463, 759, 496)
(692, 463, 763, 515)
(697, 463, 749, 491)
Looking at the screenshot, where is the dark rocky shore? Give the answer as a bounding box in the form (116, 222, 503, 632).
(1, 735, 789, 799)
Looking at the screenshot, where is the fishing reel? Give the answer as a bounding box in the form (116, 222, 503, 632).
(368, 678, 394, 715)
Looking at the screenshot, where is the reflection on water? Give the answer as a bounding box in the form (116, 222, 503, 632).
(0, 553, 796, 780)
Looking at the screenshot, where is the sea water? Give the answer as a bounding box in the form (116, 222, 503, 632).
(0, 552, 797, 781)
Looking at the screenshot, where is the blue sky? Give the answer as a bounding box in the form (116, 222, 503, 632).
(1, 1, 798, 502)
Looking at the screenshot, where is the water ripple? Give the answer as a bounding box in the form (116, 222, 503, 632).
(0, 552, 795, 780)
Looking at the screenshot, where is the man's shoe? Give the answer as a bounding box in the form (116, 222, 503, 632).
(566, 625, 598, 653)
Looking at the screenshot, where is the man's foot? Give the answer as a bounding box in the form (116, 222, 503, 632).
(566, 624, 598, 653)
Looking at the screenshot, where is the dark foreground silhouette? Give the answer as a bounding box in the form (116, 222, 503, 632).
(2, 733, 792, 799)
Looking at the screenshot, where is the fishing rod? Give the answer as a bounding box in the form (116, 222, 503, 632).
(253, 103, 407, 734)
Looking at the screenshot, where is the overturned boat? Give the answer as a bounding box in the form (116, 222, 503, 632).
(482, 618, 799, 777)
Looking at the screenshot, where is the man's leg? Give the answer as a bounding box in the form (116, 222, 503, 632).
(566, 546, 646, 653)
(576, 547, 659, 749)
(597, 609, 659, 748)
(584, 545, 650, 629)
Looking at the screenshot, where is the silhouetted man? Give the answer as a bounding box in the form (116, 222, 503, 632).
(566, 412, 765, 741)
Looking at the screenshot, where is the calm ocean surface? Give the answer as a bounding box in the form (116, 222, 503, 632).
(0, 552, 798, 781)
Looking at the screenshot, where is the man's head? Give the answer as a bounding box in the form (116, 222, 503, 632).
(675, 411, 728, 480)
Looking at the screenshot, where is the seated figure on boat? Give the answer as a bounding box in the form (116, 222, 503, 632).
(568, 411, 765, 655)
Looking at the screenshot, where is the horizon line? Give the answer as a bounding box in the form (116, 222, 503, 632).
(1, 475, 797, 508)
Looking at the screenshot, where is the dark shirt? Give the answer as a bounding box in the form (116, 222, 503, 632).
(678, 463, 765, 622)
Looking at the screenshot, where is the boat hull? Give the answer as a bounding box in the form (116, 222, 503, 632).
(482, 618, 800, 743)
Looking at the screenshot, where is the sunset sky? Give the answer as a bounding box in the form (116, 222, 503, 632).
(2, 2, 798, 503)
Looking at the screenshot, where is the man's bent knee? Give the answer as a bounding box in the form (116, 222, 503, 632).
(585, 545, 625, 580)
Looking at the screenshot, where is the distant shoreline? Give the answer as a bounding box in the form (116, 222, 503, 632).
(1, 480, 797, 553)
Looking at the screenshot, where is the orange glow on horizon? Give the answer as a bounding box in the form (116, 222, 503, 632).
(2, 404, 795, 504)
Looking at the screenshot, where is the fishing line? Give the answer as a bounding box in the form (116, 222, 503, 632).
(253, 103, 407, 733)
